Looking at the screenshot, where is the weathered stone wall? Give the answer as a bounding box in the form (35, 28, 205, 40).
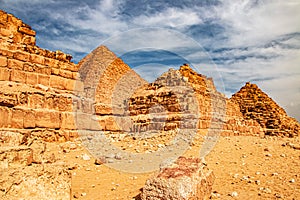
(0, 10, 81, 141)
(0, 9, 297, 140)
(231, 82, 300, 137)
(127, 64, 263, 137)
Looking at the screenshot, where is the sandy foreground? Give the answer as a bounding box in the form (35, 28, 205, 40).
(54, 135, 300, 200)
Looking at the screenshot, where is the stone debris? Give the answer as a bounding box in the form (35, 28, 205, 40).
(230, 191, 238, 197)
(141, 157, 215, 200)
(95, 157, 106, 165)
(82, 153, 91, 161)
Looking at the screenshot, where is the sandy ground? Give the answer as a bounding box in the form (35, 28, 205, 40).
(58, 135, 300, 200)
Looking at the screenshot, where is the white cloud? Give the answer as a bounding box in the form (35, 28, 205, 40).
(49, 0, 128, 36)
(214, 0, 300, 47)
(132, 7, 202, 28)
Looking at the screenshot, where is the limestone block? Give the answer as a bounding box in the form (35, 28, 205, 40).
(0, 107, 12, 128)
(0, 56, 7, 67)
(12, 32, 23, 43)
(30, 54, 44, 65)
(18, 26, 36, 36)
(64, 78, 75, 91)
(0, 27, 11, 36)
(0, 49, 14, 58)
(51, 67, 59, 75)
(0, 10, 8, 24)
(50, 75, 65, 90)
(10, 69, 26, 83)
(94, 104, 113, 115)
(99, 116, 120, 131)
(61, 112, 76, 130)
(74, 80, 84, 92)
(25, 72, 38, 85)
(11, 108, 24, 129)
(8, 59, 23, 70)
(28, 93, 44, 109)
(44, 57, 59, 68)
(33, 64, 51, 75)
(0, 67, 10, 81)
(35, 110, 61, 129)
(52, 95, 73, 112)
(75, 112, 91, 130)
(7, 14, 22, 27)
(23, 109, 35, 128)
(59, 69, 73, 79)
(37, 74, 50, 86)
(13, 51, 30, 62)
(141, 157, 215, 200)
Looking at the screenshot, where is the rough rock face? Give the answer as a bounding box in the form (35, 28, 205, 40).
(231, 82, 300, 137)
(0, 131, 71, 199)
(141, 156, 215, 200)
(178, 65, 263, 136)
(0, 10, 80, 141)
(128, 64, 263, 138)
(0, 10, 73, 199)
(128, 68, 198, 133)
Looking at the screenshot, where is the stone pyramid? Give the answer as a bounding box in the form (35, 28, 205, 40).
(231, 82, 300, 137)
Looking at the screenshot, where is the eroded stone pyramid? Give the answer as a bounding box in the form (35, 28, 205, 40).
(231, 82, 300, 137)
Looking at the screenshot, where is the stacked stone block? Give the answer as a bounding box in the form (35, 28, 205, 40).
(231, 82, 299, 137)
(0, 10, 80, 141)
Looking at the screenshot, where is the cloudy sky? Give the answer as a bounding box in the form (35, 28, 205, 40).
(1, 0, 299, 120)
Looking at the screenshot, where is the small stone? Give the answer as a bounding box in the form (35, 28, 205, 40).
(280, 154, 286, 157)
(259, 187, 271, 194)
(256, 171, 260, 175)
(290, 179, 295, 183)
(81, 192, 87, 196)
(265, 153, 272, 157)
(272, 172, 279, 176)
(264, 147, 269, 151)
(275, 193, 283, 198)
(115, 153, 122, 160)
(82, 154, 90, 161)
(95, 157, 106, 165)
(73, 193, 79, 198)
(233, 174, 239, 178)
(255, 180, 260, 185)
(231, 191, 238, 197)
(105, 153, 115, 159)
(70, 143, 77, 150)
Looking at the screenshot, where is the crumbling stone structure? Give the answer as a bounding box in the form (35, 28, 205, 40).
(231, 82, 300, 137)
(0, 10, 80, 142)
(1, 9, 298, 143)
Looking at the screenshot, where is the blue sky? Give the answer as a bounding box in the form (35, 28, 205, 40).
(1, 0, 299, 120)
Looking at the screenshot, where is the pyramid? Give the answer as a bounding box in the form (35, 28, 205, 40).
(231, 82, 300, 137)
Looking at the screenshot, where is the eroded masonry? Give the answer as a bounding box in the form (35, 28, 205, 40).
(0, 9, 299, 199)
